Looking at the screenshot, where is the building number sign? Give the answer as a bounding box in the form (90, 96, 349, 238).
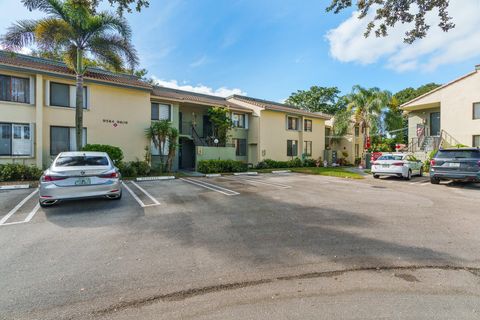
(103, 119, 128, 128)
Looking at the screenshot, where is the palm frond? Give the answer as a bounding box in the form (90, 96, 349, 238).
(22, 0, 68, 20)
(1, 20, 38, 50)
(34, 18, 73, 50)
(89, 12, 133, 39)
(88, 34, 138, 70)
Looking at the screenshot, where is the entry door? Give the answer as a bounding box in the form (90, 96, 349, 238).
(430, 112, 441, 136)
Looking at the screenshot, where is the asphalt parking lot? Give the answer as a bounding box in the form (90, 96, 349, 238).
(1, 173, 479, 319)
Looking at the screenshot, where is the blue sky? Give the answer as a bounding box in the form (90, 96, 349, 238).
(1, 0, 480, 101)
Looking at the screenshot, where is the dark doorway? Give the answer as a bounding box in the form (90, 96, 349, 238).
(430, 112, 441, 136)
(179, 137, 195, 170)
(203, 115, 212, 138)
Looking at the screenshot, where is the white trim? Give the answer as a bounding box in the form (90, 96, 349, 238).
(29, 76, 35, 105)
(45, 80, 50, 106)
(69, 85, 76, 108)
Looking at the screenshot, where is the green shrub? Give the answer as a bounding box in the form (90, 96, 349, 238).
(302, 158, 317, 167)
(256, 158, 313, 169)
(198, 159, 248, 174)
(287, 158, 302, 168)
(0, 163, 43, 181)
(81, 144, 124, 164)
(118, 161, 151, 177)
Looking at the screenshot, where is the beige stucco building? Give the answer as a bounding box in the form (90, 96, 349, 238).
(325, 118, 366, 165)
(1, 51, 331, 170)
(228, 95, 331, 164)
(402, 65, 480, 152)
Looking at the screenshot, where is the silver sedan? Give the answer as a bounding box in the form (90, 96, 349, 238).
(39, 151, 122, 207)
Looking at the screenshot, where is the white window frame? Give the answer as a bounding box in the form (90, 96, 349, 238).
(0, 74, 31, 104)
(287, 139, 298, 157)
(48, 81, 88, 109)
(473, 102, 480, 120)
(50, 126, 87, 156)
(151, 102, 172, 121)
(287, 116, 299, 131)
(0, 122, 34, 157)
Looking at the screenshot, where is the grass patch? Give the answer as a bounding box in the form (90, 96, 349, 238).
(252, 167, 364, 179)
(291, 167, 364, 179)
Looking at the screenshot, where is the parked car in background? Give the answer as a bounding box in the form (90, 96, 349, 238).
(39, 152, 122, 207)
(372, 153, 423, 180)
(430, 148, 480, 184)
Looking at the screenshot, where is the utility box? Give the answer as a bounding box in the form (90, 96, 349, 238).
(364, 152, 372, 169)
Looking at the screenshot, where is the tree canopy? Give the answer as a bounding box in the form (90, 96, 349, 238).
(326, 0, 454, 43)
(286, 86, 346, 115)
(393, 82, 441, 105)
(23, 0, 149, 16)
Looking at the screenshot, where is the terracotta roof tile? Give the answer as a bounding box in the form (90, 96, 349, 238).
(152, 86, 252, 112)
(230, 95, 332, 119)
(0, 50, 151, 90)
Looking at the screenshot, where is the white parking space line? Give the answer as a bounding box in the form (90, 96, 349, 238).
(0, 189, 38, 226)
(122, 182, 160, 208)
(224, 177, 291, 189)
(24, 203, 40, 222)
(180, 178, 239, 196)
(131, 181, 161, 205)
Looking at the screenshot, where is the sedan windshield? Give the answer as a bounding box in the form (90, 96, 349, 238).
(435, 150, 480, 159)
(55, 156, 109, 167)
(378, 155, 404, 161)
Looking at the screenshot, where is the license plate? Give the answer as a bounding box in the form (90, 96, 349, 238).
(447, 163, 461, 168)
(75, 177, 91, 185)
(382, 164, 390, 168)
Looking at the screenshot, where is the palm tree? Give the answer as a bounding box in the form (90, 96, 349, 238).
(1, 0, 138, 150)
(166, 127, 178, 172)
(345, 85, 391, 138)
(145, 120, 171, 171)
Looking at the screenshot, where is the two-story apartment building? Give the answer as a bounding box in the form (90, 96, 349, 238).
(402, 64, 480, 152)
(0, 51, 332, 170)
(325, 117, 365, 165)
(228, 95, 331, 164)
(0, 51, 152, 168)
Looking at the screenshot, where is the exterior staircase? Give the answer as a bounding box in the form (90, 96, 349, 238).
(408, 129, 462, 161)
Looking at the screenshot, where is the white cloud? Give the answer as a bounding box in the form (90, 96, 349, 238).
(326, 0, 480, 72)
(152, 77, 246, 97)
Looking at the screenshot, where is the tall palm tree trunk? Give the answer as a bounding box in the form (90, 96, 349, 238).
(75, 49, 84, 151)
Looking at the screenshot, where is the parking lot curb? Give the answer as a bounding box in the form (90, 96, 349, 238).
(135, 176, 176, 182)
(272, 170, 291, 174)
(234, 172, 258, 176)
(0, 184, 31, 190)
(205, 174, 221, 177)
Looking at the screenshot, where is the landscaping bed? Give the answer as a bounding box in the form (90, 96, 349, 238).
(254, 167, 364, 179)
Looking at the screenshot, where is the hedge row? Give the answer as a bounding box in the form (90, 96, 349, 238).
(0, 163, 43, 182)
(117, 160, 151, 177)
(256, 158, 318, 169)
(198, 159, 248, 174)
